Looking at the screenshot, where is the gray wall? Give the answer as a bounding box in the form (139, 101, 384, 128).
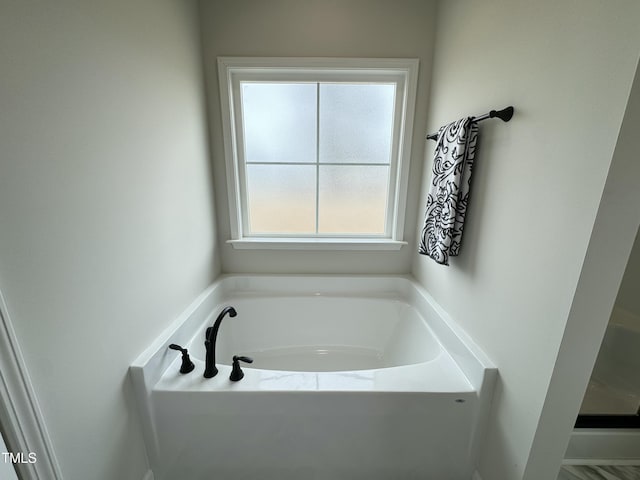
(615, 229, 640, 321)
(0, 1, 219, 479)
(411, 1, 640, 479)
(199, 0, 436, 274)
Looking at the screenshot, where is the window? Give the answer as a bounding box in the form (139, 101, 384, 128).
(218, 57, 418, 250)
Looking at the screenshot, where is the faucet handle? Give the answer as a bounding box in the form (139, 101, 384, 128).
(229, 355, 253, 382)
(168, 344, 195, 374)
(234, 355, 253, 364)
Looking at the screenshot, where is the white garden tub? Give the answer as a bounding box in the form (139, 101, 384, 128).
(131, 275, 496, 480)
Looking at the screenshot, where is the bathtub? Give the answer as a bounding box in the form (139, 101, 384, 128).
(131, 275, 496, 480)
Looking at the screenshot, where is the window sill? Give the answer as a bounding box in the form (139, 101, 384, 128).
(227, 238, 408, 251)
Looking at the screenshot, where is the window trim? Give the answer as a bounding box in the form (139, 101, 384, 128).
(217, 57, 419, 250)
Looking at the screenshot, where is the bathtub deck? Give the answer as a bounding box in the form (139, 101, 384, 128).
(155, 349, 474, 393)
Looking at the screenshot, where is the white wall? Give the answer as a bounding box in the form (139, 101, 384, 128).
(0, 1, 219, 479)
(199, 0, 436, 274)
(525, 59, 640, 479)
(411, 1, 640, 479)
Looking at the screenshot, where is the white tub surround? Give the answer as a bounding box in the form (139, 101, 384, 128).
(131, 275, 496, 480)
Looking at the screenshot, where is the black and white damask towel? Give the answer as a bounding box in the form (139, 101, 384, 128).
(419, 117, 479, 265)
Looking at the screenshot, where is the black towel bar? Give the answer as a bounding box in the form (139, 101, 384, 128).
(426, 106, 514, 141)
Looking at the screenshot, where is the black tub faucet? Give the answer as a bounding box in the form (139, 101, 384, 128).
(204, 306, 237, 378)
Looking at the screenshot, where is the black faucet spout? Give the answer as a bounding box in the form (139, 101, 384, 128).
(204, 306, 237, 378)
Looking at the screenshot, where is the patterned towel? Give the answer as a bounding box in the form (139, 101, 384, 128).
(419, 117, 479, 265)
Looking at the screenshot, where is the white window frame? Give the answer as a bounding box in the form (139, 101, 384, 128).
(217, 57, 418, 250)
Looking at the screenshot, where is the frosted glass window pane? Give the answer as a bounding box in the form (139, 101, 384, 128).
(318, 166, 389, 234)
(242, 83, 317, 163)
(319, 84, 395, 164)
(246, 165, 316, 233)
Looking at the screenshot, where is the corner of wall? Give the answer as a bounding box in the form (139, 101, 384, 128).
(0, 289, 63, 480)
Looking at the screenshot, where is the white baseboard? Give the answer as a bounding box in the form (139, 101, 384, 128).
(565, 428, 640, 462)
(563, 459, 640, 465)
(142, 469, 154, 480)
(0, 288, 62, 480)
